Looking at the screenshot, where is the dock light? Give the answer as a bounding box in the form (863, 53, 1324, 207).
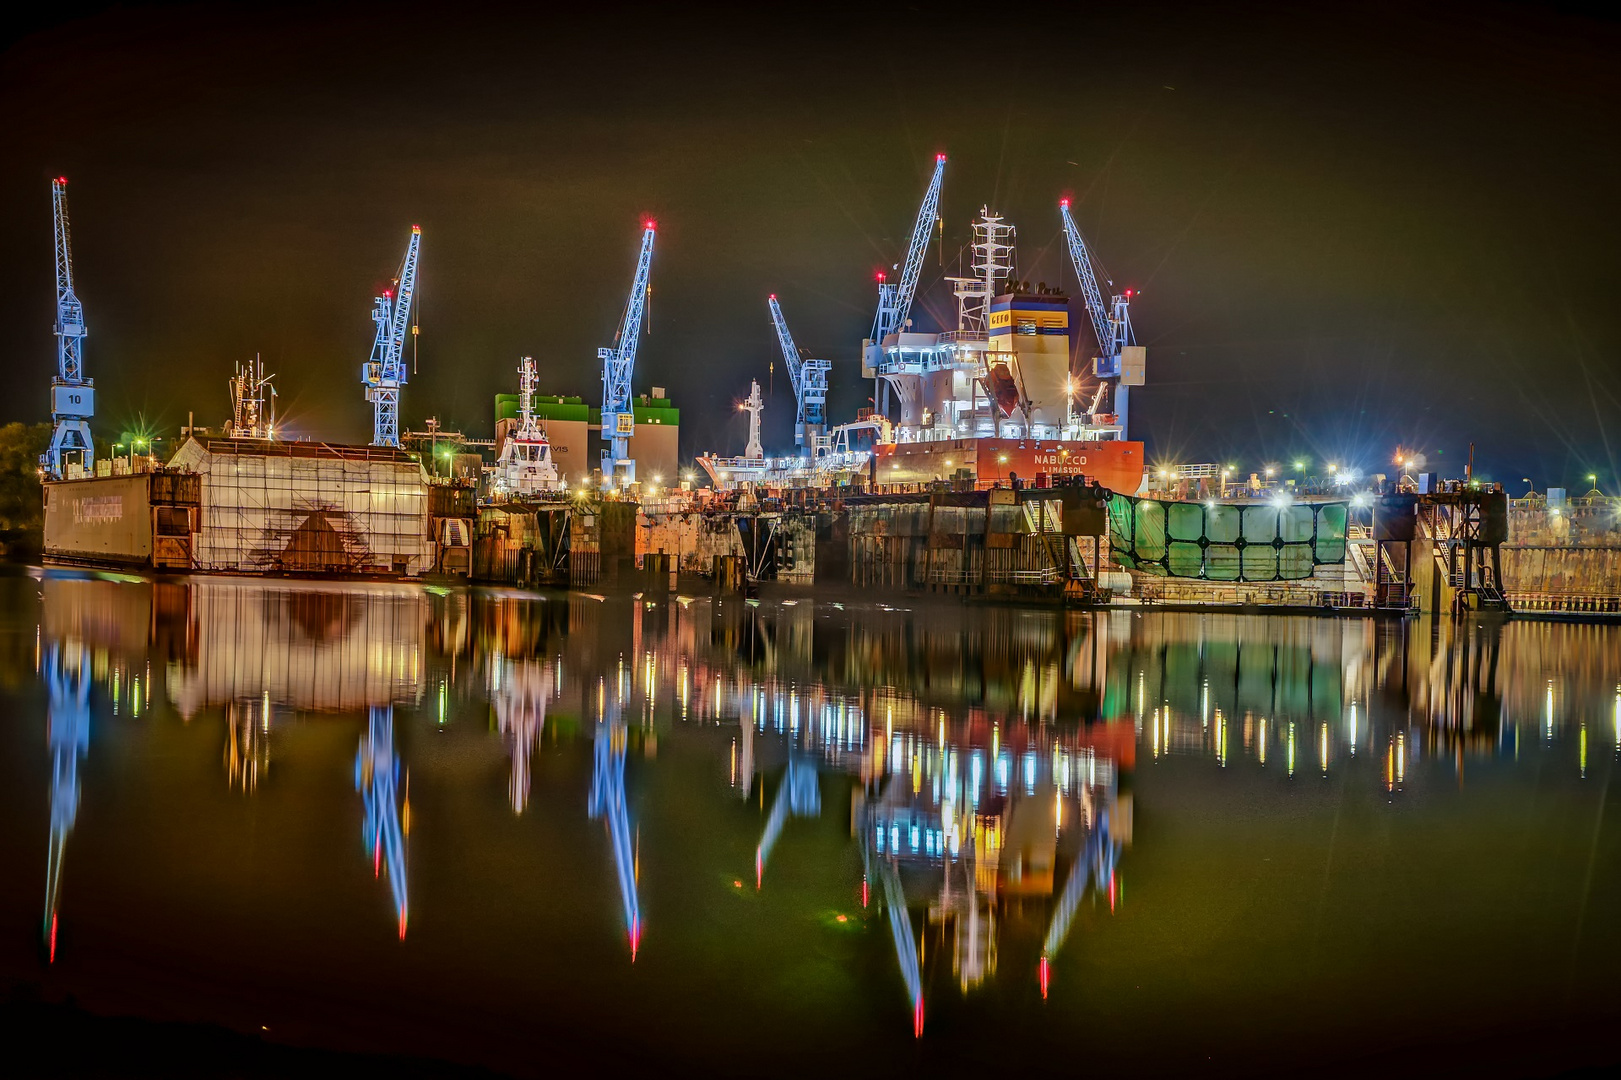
(1327, 463, 1338, 473)
(1351, 493, 1370, 508)
(1404, 459, 1414, 471)
(944, 459, 953, 468)
(1264, 465, 1276, 477)
(1293, 459, 1306, 471)
(1157, 467, 1171, 480)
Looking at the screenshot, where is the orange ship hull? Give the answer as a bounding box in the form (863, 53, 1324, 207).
(874, 437, 1145, 495)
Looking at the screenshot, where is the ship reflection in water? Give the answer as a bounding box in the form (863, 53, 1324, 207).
(4, 570, 1620, 1076)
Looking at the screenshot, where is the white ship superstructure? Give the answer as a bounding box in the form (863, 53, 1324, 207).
(489, 356, 563, 498)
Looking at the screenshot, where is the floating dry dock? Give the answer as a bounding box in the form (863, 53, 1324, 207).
(45, 437, 476, 578)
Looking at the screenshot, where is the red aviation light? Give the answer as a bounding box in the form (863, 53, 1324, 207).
(768, 293, 777, 301)
(1059, 197, 1071, 209)
(876, 271, 887, 283)
(57, 176, 69, 185)
(411, 224, 422, 235)
(1039, 954, 1050, 999)
(1125, 289, 1134, 298)
(643, 219, 657, 232)
(935, 153, 947, 163)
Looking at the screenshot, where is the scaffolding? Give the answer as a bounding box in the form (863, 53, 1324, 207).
(168, 437, 433, 576)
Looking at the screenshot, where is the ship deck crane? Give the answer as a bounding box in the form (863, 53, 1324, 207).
(768, 296, 831, 453)
(1059, 198, 1137, 438)
(600, 222, 657, 483)
(871, 155, 947, 347)
(867, 155, 946, 417)
(45, 179, 94, 479)
(362, 226, 422, 448)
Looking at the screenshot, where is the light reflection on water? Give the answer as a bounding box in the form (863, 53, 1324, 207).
(4, 570, 1620, 1075)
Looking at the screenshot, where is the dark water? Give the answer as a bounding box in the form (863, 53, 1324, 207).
(2, 568, 1618, 1077)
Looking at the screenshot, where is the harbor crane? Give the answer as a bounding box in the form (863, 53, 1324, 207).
(871, 155, 947, 346)
(362, 226, 422, 448)
(866, 155, 946, 415)
(599, 221, 657, 483)
(767, 295, 830, 452)
(1059, 198, 1137, 437)
(45, 179, 94, 479)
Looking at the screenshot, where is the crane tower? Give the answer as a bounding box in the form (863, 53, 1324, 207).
(767, 295, 830, 452)
(599, 222, 656, 482)
(44, 179, 94, 479)
(362, 226, 422, 448)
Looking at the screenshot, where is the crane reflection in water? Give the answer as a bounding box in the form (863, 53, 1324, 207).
(356, 704, 410, 940)
(20, 570, 1620, 1052)
(42, 642, 91, 964)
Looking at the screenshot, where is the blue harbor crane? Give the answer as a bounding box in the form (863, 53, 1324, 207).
(767, 295, 831, 453)
(1059, 198, 1136, 437)
(599, 222, 657, 483)
(362, 226, 422, 448)
(866, 155, 946, 416)
(44, 179, 94, 479)
(871, 155, 947, 347)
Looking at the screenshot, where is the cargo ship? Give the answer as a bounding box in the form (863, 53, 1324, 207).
(701, 193, 1147, 496)
(873, 436, 1144, 494)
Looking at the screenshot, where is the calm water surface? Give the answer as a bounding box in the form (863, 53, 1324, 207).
(2, 569, 1619, 1076)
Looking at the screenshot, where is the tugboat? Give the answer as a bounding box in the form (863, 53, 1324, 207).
(488, 356, 563, 498)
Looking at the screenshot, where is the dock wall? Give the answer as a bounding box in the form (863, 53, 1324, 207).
(1501, 502, 1621, 607)
(43, 471, 200, 570)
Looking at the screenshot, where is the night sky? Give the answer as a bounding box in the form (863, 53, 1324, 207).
(2, 2, 1616, 489)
